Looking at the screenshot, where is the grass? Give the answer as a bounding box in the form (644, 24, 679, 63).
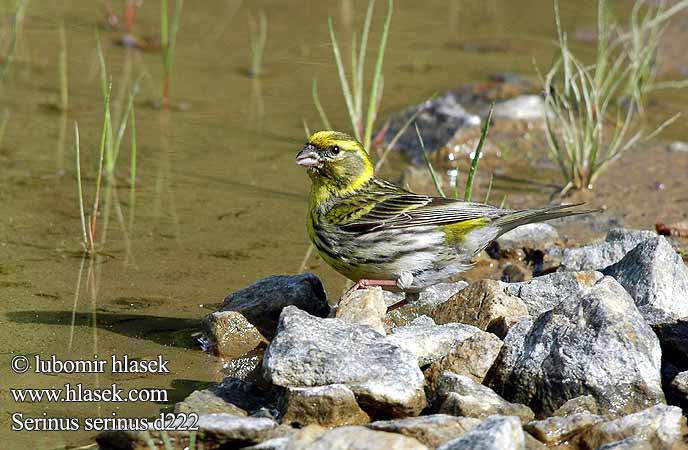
(314, 0, 393, 152)
(248, 11, 267, 77)
(58, 20, 68, 111)
(541, 0, 687, 193)
(0, 0, 27, 83)
(160, 0, 184, 108)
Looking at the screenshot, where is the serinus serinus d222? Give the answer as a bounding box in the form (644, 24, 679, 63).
(296, 131, 592, 307)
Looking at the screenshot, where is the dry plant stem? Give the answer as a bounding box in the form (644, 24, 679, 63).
(90, 81, 113, 256)
(416, 124, 445, 197)
(74, 122, 88, 251)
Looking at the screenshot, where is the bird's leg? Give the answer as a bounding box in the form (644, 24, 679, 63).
(386, 292, 419, 312)
(342, 278, 398, 300)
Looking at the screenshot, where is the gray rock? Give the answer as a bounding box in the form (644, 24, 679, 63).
(668, 141, 688, 153)
(296, 426, 430, 450)
(596, 437, 653, 450)
(425, 331, 503, 385)
(196, 414, 287, 446)
(560, 228, 656, 272)
(436, 373, 534, 424)
(670, 371, 688, 397)
(552, 395, 600, 416)
(336, 287, 387, 334)
(436, 416, 525, 450)
(279, 384, 370, 427)
(221, 349, 263, 380)
(487, 276, 664, 417)
(243, 436, 290, 450)
(214, 273, 329, 339)
(525, 413, 604, 445)
(176, 378, 272, 417)
(581, 404, 684, 450)
(203, 310, 267, 358)
(366, 415, 481, 449)
(504, 271, 604, 316)
(387, 320, 482, 366)
(430, 279, 529, 337)
(603, 236, 688, 326)
(263, 306, 426, 418)
(381, 93, 480, 165)
(492, 95, 547, 121)
(175, 388, 248, 417)
(385, 282, 469, 328)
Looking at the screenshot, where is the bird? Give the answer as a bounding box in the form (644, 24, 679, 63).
(296, 130, 592, 309)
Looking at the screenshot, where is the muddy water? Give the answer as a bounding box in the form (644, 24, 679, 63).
(0, 0, 686, 448)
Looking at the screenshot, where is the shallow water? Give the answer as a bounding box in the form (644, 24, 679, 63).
(0, 0, 686, 448)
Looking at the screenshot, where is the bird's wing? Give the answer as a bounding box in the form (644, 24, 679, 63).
(331, 179, 505, 233)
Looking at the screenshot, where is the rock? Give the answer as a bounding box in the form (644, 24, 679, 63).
(431, 279, 529, 337)
(435, 372, 534, 424)
(221, 349, 263, 380)
(243, 436, 291, 449)
(503, 271, 604, 316)
(263, 306, 426, 418)
(553, 395, 600, 416)
(596, 437, 653, 450)
(580, 404, 684, 450)
(668, 141, 688, 153)
(670, 371, 688, 397)
(213, 273, 329, 339)
(366, 415, 481, 449)
(487, 276, 664, 417)
(385, 282, 468, 328)
(492, 95, 547, 121)
(336, 287, 387, 334)
(279, 384, 370, 427)
(603, 236, 688, 326)
(559, 228, 656, 272)
(387, 319, 483, 366)
(295, 426, 430, 450)
(175, 388, 248, 417)
(501, 263, 530, 283)
(436, 416, 525, 450)
(525, 413, 604, 445)
(203, 310, 267, 358)
(495, 222, 559, 252)
(196, 414, 288, 447)
(425, 331, 503, 384)
(381, 92, 480, 165)
(524, 434, 549, 450)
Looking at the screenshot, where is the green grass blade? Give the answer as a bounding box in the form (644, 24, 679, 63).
(464, 103, 492, 201)
(74, 122, 88, 250)
(417, 124, 445, 198)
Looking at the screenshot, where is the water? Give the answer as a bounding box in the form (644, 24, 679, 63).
(0, 0, 686, 447)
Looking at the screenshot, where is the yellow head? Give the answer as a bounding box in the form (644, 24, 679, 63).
(296, 131, 374, 199)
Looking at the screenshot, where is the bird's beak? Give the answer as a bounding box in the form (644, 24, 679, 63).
(296, 145, 320, 168)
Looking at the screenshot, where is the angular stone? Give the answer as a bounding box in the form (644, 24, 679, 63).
(336, 287, 387, 334)
(436, 416, 525, 450)
(296, 426, 430, 450)
(492, 95, 547, 121)
(431, 279, 529, 337)
(387, 319, 482, 366)
(385, 282, 469, 329)
(497, 223, 558, 251)
(552, 395, 600, 416)
(279, 384, 370, 427)
(203, 310, 267, 358)
(559, 228, 656, 272)
(366, 415, 481, 449)
(524, 413, 604, 445)
(487, 277, 664, 417)
(196, 414, 287, 447)
(596, 437, 653, 450)
(670, 371, 688, 397)
(580, 404, 684, 450)
(263, 306, 426, 418)
(215, 273, 330, 339)
(175, 388, 248, 417)
(243, 436, 290, 450)
(503, 271, 604, 316)
(436, 373, 534, 424)
(603, 236, 688, 326)
(425, 331, 503, 385)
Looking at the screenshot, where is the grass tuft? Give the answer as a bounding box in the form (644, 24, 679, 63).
(161, 0, 184, 108)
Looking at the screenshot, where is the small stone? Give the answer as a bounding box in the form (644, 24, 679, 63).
(263, 306, 426, 418)
(503, 271, 604, 316)
(435, 373, 534, 424)
(552, 395, 600, 416)
(214, 273, 330, 339)
(524, 413, 604, 445)
(580, 404, 684, 450)
(195, 414, 287, 447)
(385, 282, 469, 328)
(295, 425, 430, 450)
(492, 95, 547, 121)
(175, 389, 248, 417)
(596, 437, 653, 450)
(431, 279, 529, 337)
(366, 415, 481, 449)
(436, 416, 525, 450)
(668, 141, 688, 153)
(203, 310, 267, 358)
(559, 228, 656, 272)
(603, 236, 688, 326)
(279, 384, 370, 427)
(497, 223, 559, 252)
(387, 319, 483, 366)
(243, 436, 290, 450)
(501, 263, 530, 283)
(336, 287, 387, 334)
(670, 371, 688, 397)
(425, 331, 503, 385)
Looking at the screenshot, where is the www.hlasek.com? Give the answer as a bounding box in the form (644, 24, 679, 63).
(9, 354, 199, 432)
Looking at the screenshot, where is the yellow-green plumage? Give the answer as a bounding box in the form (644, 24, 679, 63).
(297, 131, 590, 292)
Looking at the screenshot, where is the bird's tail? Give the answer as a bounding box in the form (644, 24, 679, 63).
(492, 203, 597, 238)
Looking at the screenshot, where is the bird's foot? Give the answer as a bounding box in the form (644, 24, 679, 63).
(342, 278, 398, 300)
(386, 291, 419, 312)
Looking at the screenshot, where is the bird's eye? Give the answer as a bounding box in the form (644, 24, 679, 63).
(331, 145, 340, 155)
